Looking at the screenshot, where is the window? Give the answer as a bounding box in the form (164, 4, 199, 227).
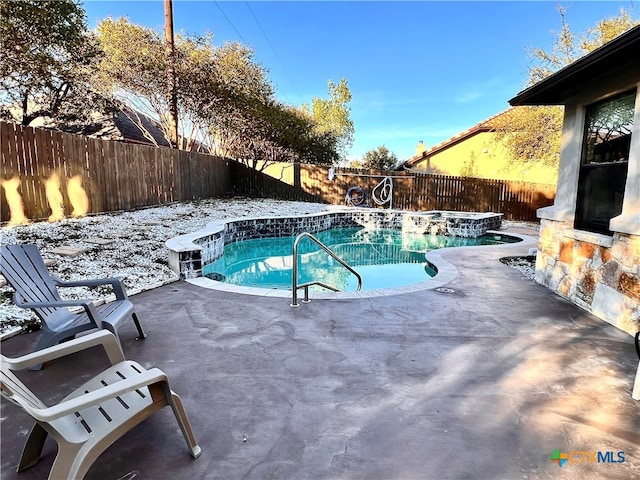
(574, 89, 635, 235)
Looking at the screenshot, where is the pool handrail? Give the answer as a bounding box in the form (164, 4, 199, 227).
(291, 232, 362, 307)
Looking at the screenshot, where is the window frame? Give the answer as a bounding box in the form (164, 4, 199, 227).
(574, 88, 636, 235)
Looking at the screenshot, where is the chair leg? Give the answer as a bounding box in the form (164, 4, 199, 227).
(29, 328, 86, 370)
(168, 392, 201, 458)
(47, 442, 85, 480)
(28, 331, 57, 371)
(17, 423, 48, 472)
(132, 312, 146, 340)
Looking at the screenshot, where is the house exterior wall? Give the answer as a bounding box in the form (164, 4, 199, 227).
(412, 132, 558, 183)
(536, 80, 640, 336)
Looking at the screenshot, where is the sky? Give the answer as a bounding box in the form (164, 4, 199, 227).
(81, 0, 638, 162)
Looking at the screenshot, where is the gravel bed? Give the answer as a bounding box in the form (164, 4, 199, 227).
(1, 198, 328, 335)
(500, 256, 536, 280)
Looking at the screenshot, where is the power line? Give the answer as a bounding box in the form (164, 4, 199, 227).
(243, 1, 303, 104)
(213, 1, 248, 44)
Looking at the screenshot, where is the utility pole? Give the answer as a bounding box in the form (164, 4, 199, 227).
(164, 0, 179, 148)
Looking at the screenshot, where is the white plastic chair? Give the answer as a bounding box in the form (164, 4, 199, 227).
(1, 331, 201, 480)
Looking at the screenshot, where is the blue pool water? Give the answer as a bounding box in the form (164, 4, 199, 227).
(202, 228, 520, 291)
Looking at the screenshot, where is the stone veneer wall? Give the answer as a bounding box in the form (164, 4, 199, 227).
(168, 210, 503, 279)
(536, 219, 640, 335)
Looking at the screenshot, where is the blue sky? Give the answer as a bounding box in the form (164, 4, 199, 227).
(82, 1, 637, 162)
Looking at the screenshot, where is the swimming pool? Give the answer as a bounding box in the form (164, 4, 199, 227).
(202, 227, 520, 291)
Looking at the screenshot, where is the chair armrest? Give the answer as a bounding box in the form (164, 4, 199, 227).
(2, 330, 125, 371)
(13, 291, 103, 329)
(52, 276, 128, 300)
(28, 368, 169, 422)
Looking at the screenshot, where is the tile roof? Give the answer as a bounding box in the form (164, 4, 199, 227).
(87, 108, 171, 147)
(84, 108, 209, 152)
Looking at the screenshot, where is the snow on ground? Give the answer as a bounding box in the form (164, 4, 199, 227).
(0, 198, 328, 335)
(0, 198, 538, 336)
(500, 256, 536, 280)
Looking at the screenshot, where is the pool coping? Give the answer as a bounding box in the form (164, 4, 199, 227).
(185, 230, 538, 299)
(166, 206, 505, 279)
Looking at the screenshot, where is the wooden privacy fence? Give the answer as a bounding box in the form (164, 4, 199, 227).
(229, 162, 319, 203)
(1, 122, 555, 224)
(261, 163, 556, 222)
(0, 122, 231, 222)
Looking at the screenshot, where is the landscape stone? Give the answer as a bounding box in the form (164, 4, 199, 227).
(84, 237, 115, 245)
(51, 246, 88, 257)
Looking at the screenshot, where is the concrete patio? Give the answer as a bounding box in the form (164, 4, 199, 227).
(1, 226, 639, 480)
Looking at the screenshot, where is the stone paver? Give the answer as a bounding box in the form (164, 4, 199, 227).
(84, 237, 115, 245)
(50, 246, 88, 257)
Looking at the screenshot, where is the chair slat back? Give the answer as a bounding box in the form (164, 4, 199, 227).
(0, 244, 62, 320)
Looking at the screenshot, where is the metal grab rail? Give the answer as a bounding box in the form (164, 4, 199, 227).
(291, 232, 362, 307)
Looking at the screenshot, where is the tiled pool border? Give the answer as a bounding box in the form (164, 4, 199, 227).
(184, 230, 536, 299)
(165, 206, 536, 298)
(166, 207, 505, 280)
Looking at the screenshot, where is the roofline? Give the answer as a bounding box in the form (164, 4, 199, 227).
(404, 109, 513, 166)
(405, 126, 491, 166)
(509, 25, 640, 106)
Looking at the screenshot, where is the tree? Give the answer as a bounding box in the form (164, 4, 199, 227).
(361, 145, 399, 170)
(494, 6, 639, 170)
(97, 19, 279, 153)
(95, 18, 169, 145)
(580, 8, 638, 52)
(264, 104, 339, 166)
(528, 6, 638, 84)
(97, 18, 342, 166)
(460, 152, 479, 177)
(303, 78, 354, 159)
(218, 100, 340, 170)
(0, 0, 107, 127)
(195, 40, 277, 156)
(491, 105, 564, 169)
